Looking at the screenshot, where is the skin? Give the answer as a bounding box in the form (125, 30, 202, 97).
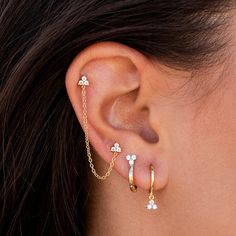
(65, 30, 236, 235)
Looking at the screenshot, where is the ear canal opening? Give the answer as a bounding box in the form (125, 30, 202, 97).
(138, 107, 159, 144)
(106, 89, 159, 144)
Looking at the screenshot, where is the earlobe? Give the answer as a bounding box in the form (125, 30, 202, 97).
(65, 41, 169, 199)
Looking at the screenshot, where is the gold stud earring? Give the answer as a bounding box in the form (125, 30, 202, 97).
(126, 154, 137, 192)
(78, 75, 122, 180)
(146, 165, 158, 210)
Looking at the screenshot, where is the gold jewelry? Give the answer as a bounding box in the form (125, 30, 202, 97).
(126, 154, 137, 192)
(146, 165, 158, 210)
(78, 75, 122, 180)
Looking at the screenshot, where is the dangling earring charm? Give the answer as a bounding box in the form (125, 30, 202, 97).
(78, 75, 121, 180)
(126, 154, 137, 192)
(146, 165, 158, 210)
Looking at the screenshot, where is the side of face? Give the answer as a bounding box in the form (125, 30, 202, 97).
(149, 60, 236, 234)
(65, 38, 236, 234)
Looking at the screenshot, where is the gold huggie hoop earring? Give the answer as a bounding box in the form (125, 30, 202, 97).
(78, 75, 121, 180)
(146, 165, 158, 210)
(126, 154, 137, 192)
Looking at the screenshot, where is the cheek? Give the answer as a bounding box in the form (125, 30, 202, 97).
(163, 85, 236, 232)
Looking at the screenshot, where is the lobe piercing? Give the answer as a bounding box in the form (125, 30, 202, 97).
(146, 165, 158, 210)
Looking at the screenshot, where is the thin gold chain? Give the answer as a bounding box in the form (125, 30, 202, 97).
(81, 84, 118, 180)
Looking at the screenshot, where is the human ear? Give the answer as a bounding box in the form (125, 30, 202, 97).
(65, 42, 169, 191)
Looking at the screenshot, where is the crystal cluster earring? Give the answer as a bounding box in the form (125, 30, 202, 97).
(78, 74, 158, 209)
(111, 143, 122, 153)
(78, 75, 122, 180)
(126, 155, 158, 209)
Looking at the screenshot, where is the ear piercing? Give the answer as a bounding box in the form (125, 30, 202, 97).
(78, 75, 89, 86)
(111, 143, 122, 153)
(126, 154, 137, 192)
(78, 74, 158, 209)
(78, 75, 121, 180)
(146, 165, 158, 210)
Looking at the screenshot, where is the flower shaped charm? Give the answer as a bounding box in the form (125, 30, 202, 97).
(78, 75, 89, 86)
(111, 143, 121, 153)
(146, 200, 158, 210)
(126, 154, 136, 166)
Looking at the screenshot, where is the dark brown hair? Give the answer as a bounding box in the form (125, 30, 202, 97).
(0, 0, 233, 235)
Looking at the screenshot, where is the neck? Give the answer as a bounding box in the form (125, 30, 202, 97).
(85, 160, 168, 236)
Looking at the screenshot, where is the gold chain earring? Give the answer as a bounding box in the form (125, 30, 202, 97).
(78, 75, 122, 180)
(146, 165, 158, 210)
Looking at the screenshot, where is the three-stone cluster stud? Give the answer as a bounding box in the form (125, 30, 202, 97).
(78, 75, 89, 86)
(111, 143, 122, 153)
(126, 154, 136, 166)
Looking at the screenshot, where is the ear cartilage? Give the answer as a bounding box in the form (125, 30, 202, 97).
(146, 165, 158, 210)
(78, 74, 121, 180)
(126, 154, 137, 192)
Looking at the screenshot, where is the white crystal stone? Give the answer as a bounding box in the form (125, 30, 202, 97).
(129, 160, 134, 166)
(153, 205, 158, 210)
(150, 200, 154, 205)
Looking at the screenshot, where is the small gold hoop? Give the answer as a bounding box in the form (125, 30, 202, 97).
(146, 165, 158, 210)
(129, 164, 137, 192)
(126, 154, 137, 192)
(149, 165, 155, 198)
